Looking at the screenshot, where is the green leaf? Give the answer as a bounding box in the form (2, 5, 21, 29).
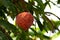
(57, 0, 60, 4)
(29, 31, 35, 36)
(0, 0, 17, 19)
(0, 19, 18, 33)
(50, 1, 56, 5)
(0, 9, 6, 19)
(0, 31, 8, 40)
(26, 2, 34, 15)
(1, 0, 17, 12)
(28, 0, 34, 5)
(48, 3, 51, 8)
(35, 0, 45, 10)
(30, 28, 51, 40)
(43, 20, 50, 32)
(34, 17, 44, 31)
(51, 20, 60, 28)
(45, 0, 51, 8)
(16, 30, 30, 40)
(42, 15, 56, 32)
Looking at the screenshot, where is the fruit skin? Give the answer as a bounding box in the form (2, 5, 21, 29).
(16, 12, 34, 30)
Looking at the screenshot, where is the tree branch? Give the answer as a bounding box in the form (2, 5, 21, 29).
(45, 12, 60, 20)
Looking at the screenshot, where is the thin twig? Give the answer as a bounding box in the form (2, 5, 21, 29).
(45, 12, 60, 20)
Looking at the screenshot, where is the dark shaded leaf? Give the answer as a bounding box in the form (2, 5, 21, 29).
(43, 20, 50, 32)
(30, 28, 51, 40)
(0, 31, 8, 40)
(57, 0, 60, 4)
(45, 0, 51, 8)
(0, 6, 7, 19)
(34, 17, 44, 31)
(35, 0, 44, 10)
(0, 0, 17, 13)
(0, 0, 17, 19)
(0, 19, 18, 33)
(0, 26, 12, 40)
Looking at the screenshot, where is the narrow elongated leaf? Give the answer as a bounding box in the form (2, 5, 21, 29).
(0, 0, 17, 19)
(34, 17, 44, 31)
(35, 0, 45, 10)
(0, 9, 6, 19)
(30, 28, 51, 40)
(51, 20, 60, 27)
(0, 0, 17, 13)
(44, 0, 51, 8)
(43, 20, 50, 32)
(57, 0, 60, 4)
(0, 31, 8, 40)
(0, 19, 18, 33)
(0, 26, 12, 40)
(48, 2, 51, 8)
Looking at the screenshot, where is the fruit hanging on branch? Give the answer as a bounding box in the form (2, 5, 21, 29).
(16, 12, 34, 31)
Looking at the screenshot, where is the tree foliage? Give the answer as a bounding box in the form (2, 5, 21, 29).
(0, 0, 60, 40)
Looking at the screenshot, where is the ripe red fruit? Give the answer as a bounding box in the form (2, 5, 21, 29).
(16, 12, 34, 30)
